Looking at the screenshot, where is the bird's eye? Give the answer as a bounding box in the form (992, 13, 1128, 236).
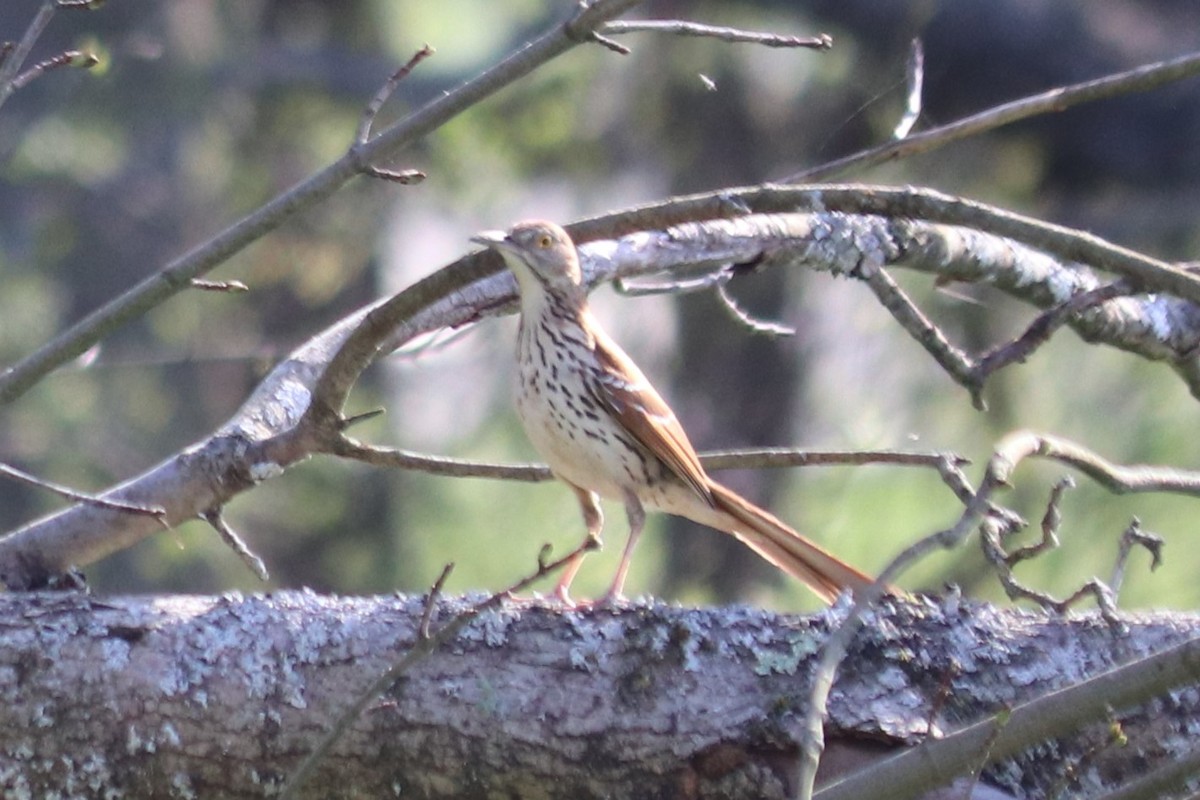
(537, 234, 552, 248)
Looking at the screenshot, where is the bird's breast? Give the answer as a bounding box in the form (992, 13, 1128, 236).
(515, 319, 659, 501)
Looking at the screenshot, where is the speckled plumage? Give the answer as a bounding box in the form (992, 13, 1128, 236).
(472, 220, 876, 604)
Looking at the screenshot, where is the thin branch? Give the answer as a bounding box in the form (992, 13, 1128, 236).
(1005, 476, 1073, 565)
(796, 494, 1007, 799)
(0, 0, 644, 405)
(988, 430, 1200, 496)
(355, 45, 435, 146)
(714, 281, 796, 336)
(978, 485, 1127, 629)
(857, 265, 981, 405)
(785, 48, 1200, 182)
(419, 562, 454, 640)
(338, 408, 385, 430)
(361, 166, 425, 184)
(280, 535, 599, 799)
(330, 436, 553, 482)
(797, 428, 1200, 798)
(892, 38, 923, 139)
(189, 279, 248, 293)
(0, 0, 59, 115)
(970, 281, 1134, 397)
(582, 31, 631, 56)
(601, 20, 832, 50)
(1110, 519, 1163, 594)
(613, 266, 730, 296)
(329, 437, 974, 491)
(201, 509, 268, 582)
(11, 49, 97, 90)
(0, 462, 167, 520)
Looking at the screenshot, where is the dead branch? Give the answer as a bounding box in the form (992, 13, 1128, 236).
(0, 591, 1195, 799)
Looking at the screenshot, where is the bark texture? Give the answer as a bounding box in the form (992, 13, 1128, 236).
(0, 590, 1194, 799)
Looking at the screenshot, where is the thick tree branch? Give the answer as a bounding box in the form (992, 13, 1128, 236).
(8, 189, 1200, 589)
(0, 592, 1193, 799)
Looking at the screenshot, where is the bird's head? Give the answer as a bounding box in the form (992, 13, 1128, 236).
(471, 220, 583, 298)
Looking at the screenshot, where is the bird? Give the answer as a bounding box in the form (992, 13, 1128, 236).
(471, 220, 877, 606)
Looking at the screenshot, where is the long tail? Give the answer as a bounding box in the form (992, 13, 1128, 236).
(706, 482, 877, 603)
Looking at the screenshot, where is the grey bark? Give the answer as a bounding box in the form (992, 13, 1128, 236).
(0, 590, 1195, 799)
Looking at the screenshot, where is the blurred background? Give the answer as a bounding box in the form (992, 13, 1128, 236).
(2, 0, 1200, 609)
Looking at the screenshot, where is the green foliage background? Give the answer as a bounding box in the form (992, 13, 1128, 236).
(3, 1, 1200, 610)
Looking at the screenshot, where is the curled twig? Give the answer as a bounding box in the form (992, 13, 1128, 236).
(714, 281, 796, 336)
(797, 429, 1198, 797)
(1110, 519, 1164, 594)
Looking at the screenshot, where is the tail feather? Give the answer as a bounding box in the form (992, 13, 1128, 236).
(706, 482, 877, 603)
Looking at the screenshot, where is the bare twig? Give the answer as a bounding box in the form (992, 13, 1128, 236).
(971, 281, 1133, 392)
(602, 20, 832, 50)
(330, 437, 976, 494)
(860, 261, 1139, 410)
(857, 265, 981, 405)
(796, 497, 1011, 799)
(0, 0, 644, 404)
(419, 562, 455, 640)
(201, 509, 268, 582)
(1002, 476, 1073, 565)
(798, 428, 1200, 798)
(361, 166, 426, 184)
(280, 535, 599, 799)
(189, 279, 248, 293)
(714, 281, 796, 336)
(893, 38, 923, 139)
(1109, 519, 1164, 595)
(582, 31, 631, 56)
(785, 48, 1200, 182)
(978, 482, 1128, 629)
(613, 267, 730, 296)
(0, 462, 167, 520)
(330, 436, 553, 481)
(988, 431, 1200, 497)
(0, 1, 59, 115)
(338, 408, 385, 430)
(11, 49, 97, 90)
(355, 45, 435, 145)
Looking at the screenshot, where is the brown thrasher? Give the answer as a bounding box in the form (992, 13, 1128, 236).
(472, 220, 875, 605)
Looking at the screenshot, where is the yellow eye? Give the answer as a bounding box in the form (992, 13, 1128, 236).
(537, 234, 552, 248)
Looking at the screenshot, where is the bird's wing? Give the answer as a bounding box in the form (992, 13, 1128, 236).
(587, 325, 714, 506)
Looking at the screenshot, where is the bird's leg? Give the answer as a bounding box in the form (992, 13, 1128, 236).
(599, 489, 646, 604)
(552, 485, 604, 606)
